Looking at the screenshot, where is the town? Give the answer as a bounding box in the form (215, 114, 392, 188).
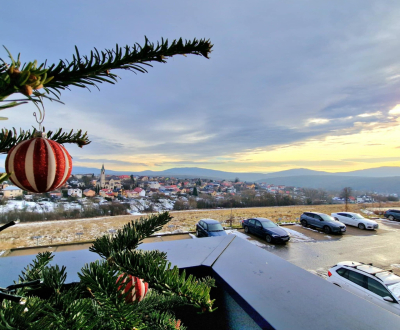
(0, 165, 398, 224)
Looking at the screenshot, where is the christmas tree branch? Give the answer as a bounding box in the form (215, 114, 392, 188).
(0, 127, 91, 154)
(89, 212, 172, 259)
(108, 250, 215, 312)
(0, 37, 213, 107)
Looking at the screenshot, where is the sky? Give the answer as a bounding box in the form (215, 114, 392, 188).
(1, 0, 400, 174)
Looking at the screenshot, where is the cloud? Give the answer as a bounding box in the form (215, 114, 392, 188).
(2, 1, 400, 172)
(73, 157, 148, 167)
(389, 104, 400, 115)
(344, 157, 400, 163)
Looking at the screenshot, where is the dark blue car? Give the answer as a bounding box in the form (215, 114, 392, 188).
(242, 217, 290, 243)
(196, 219, 227, 238)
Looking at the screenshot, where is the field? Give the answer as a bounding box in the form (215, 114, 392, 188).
(1, 202, 399, 250)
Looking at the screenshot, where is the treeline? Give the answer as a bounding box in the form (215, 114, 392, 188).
(173, 192, 299, 210)
(0, 203, 130, 224)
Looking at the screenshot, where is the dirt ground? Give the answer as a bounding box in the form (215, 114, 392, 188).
(1, 203, 398, 250)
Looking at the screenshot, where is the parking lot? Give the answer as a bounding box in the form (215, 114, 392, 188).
(238, 218, 400, 278)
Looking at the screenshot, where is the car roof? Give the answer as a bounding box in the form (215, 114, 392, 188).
(200, 219, 220, 224)
(304, 212, 327, 215)
(252, 217, 273, 222)
(336, 261, 400, 285)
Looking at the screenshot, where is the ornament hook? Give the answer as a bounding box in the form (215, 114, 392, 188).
(32, 98, 45, 132)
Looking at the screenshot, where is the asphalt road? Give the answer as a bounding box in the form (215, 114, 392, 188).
(247, 218, 400, 278)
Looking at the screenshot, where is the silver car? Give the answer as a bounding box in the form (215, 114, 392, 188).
(327, 261, 400, 316)
(300, 212, 346, 234)
(331, 212, 378, 230)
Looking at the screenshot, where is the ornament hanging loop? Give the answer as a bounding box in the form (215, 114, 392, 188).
(32, 97, 45, 132)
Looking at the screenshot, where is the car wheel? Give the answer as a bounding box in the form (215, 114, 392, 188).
(301, 220, 308, 227)
(323, 226, 331, 234)
(388, 215, 395, 221)
(358, 223, 365, 230)
(244, 226, 249, 233)
(265, 234, 272, 243)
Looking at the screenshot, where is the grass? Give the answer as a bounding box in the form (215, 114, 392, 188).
(1, 202, 399, 250)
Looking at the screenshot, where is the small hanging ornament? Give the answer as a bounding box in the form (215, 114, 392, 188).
(116, 273, 148, 303)
(5, 101, 72, 193)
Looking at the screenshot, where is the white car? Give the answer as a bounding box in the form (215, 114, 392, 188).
(331, 212, 378, 230)
(327, 261, 400, 316)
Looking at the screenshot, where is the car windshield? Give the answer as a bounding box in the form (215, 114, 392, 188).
(351, 214, 364, 219)
(387, 282, 400, 300)
(319, 214, 336, 222)
(262, 221, 278, 228)
(208, 223, 224, 232)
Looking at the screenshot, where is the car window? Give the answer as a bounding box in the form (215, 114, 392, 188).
(255, 221, 262, 228)
(336, 268, 349, 279)
(208, 223, 224, 232)
(199, 221, 204, 228)
(337, 213, 346, 216)
(367, 277, 392, 298)
(262, 221, 278, 229)
(249, 219, 255, 225)
(348, 270, 366, 288)
(203, 223, 208, 230)
(314, 215, 322, 221)
(319, 214, 336, 221)
(303, 213, 313, 218)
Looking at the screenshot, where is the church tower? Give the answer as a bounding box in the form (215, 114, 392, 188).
(100, 164, 106, 188)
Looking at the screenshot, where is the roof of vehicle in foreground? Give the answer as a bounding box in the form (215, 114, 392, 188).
(336, 261, 400, 285)
(200, 218, 220, 224)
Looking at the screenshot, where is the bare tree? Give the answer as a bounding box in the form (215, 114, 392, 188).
(340, 187, 353, 211)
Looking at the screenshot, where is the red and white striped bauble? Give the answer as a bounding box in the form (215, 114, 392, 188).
(5, 133, 72, 193)
(117, 273, 148, 303)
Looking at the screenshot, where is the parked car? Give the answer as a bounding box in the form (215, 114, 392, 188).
(241, 217, 290, 243)
(384, 209, 400, 221)
(331, 212, 378, 230)
(196, 219, 227, 238)
(300, 212, 346, 234)
(327, 261, 400, 316)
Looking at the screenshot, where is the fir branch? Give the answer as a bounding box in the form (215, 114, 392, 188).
(0, 219, 19, 233)
(0, 298, 45, 330)
(38, 297, 99, 330)
(110, 250, 214, 312)
(135, 290, 189, 316)
(78, 260, 143, 329)
(0, 127, 91, 154)
(0, 38, 213, 105)
(90, 212, 172, 259)
(18, 252, 53, 283)
(143, 311, 186, 330)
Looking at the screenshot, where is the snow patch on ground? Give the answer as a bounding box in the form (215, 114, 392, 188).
(360, 209, 375, 215)
(189, 233, 197, 239)
(377, 219, 400, 225)
(283, 228, 315, 242)
(294, 224, 320, 232)
(391, 264, 400, 269)
(308, 268, 328, 279)
(225, 229, 269, 248)
(0, 251, 5, 256)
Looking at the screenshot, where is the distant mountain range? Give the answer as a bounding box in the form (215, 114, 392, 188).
(68, 166, 400, 194)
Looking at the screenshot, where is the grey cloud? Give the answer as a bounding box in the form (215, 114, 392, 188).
(73, 157, 148, 167)
(2, 1, 400, 169)
(344, 157, 400, 163)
